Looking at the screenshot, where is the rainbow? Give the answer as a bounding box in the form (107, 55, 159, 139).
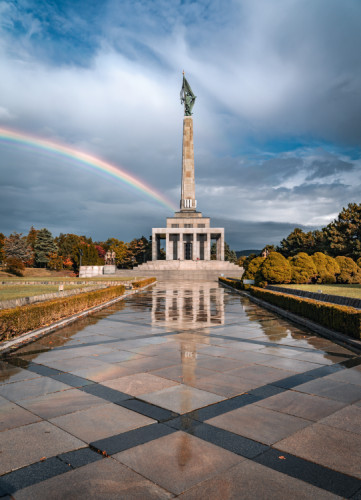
(0, 127, 177, 211)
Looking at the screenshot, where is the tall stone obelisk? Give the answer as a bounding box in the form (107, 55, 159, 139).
(180, 72, 197, 212)
(180, 116, 196, 211)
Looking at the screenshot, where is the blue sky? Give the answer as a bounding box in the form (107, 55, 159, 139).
(1, 0, 361, 249)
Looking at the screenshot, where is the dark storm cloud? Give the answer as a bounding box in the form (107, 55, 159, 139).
(0, 0, 361, 248)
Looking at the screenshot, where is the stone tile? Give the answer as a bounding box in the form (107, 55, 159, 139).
(41, 356, 109, 372)
(140, 384, 225, 414)
(13, 457, 172, 500)
(319, 406, 361, 435)
(228, 364, 297, 385)
(116, 355, 178, 373)
(0, 421, 85, 475)
(71, 363, 138, 382)
(49, 403, 155, 442)
(93, 350, 145, 363)
(91, 422, 176, 455)
(195, 357, 245, 373)
(0, 401, 41, 431)
(295, 377, 361, 403)
(254, 447, 361, 498)
(255, 390, 346, 421)
(277, 423, 361, 478)
(191, 372, 259, 397)
(0, 364, 40, 385)
(178, 459, 339, 499)
(102, 372, 179, 395)
(0, 376, 70, 402)
(150, 363, 215, 383)
(326, 367, 361, 386)
(207, 404, 310, 445)
(114, 431, 242, 495)
(257, 356, 323, 373)
(18, 388, 105, 419)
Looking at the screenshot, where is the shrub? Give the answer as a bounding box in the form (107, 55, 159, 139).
(289, 252, 317, 284)
(5, 257, 25, 277)
(357, 257, 361, 268)
(335, 256, 361, 284)
(243, 257, 264, 280)
(250, 287, 361, 339)
(131, 277, 156, 288)
(312, 252, 340, 284)
(258, 252, 292, 284)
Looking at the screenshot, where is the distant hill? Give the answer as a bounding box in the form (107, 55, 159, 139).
(236, 250, 261, 257)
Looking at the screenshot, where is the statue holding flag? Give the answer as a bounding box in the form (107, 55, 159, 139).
(180, 72, 196, 116)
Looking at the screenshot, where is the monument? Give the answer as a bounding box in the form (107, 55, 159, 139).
(152, 73, 224, 262)
(134, 73, 241, 279)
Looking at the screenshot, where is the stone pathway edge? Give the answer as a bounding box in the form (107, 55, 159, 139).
(220, 281, 361, 355)
(0, 281, 156, 357)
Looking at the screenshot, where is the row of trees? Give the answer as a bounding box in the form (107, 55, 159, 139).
(243, 251, 361, 286)
(274, 203, 361, 260)
(0, 227, 152, 275)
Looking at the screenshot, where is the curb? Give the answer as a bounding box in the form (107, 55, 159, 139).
(220, 281, 361, 355)
(0, 282, 156, 357)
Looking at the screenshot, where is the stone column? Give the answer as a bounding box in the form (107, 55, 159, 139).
(178, 234, 184, 260)
(204, 233, 211, 260)
(180, 117, 196, 212)
(166, 233, 171, 260)
(152, 231, 157, 260)
(217, 233, 225, 261)
(194, 233, 199, 260)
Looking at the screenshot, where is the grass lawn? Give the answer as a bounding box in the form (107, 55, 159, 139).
(0, 284, 95, 301)
(282, 284, 361, 299)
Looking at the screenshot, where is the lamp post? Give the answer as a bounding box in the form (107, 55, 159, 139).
(79, 248, 83, 268)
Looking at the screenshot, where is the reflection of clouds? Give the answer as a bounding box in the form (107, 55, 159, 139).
(152, 282, 224, 330)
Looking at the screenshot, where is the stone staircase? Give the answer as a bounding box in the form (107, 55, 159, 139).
(114, 260, 243, 281)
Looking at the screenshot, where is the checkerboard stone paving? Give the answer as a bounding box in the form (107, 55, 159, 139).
(1, 281, 361, 498)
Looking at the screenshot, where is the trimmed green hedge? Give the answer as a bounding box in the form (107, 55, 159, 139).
(131, 277, 156, 288)
(219, 277, 361, 339)
(0, 277, 156, 342)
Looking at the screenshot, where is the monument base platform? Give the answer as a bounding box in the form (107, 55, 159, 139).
(116, 260, 243, 281)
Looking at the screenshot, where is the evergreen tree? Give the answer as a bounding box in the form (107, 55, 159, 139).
(26, 226, 38, 250)
(34, 228, 58, 267)
(4, 232, 33, 263)
(278, 228, 315, 257)
(324, 203, 361, 259)
(289, 252, 317, 284)
(259, 252, 292, 284)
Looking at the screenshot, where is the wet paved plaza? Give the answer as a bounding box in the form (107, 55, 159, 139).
(1, 281, 361, 498)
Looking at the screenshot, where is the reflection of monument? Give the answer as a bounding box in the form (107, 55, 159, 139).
(152, 282, 224, 329)
(134, 74, 241, 278)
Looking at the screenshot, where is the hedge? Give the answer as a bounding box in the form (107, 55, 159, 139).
(131, 277, 156, 288)
(219, 277, 361, 339)
(0, 277, 156, 342)
(251, 287, 361, 340)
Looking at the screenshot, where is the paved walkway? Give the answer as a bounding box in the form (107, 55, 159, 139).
(1, 281, 361, 499)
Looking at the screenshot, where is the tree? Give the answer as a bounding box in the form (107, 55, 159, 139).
(312, 252, 340, 283)
(289, 252, 317, 284)
(324, 203, 361, 260)
(26, 226, 38, 250)
(105, 238, 132, 268)
(73, 242, 103, 270)
(4, 232, 33, 263)
(259, 252, 292, 284)
(335, 256, 361, 284)
(34, 228, 58, 267)
(224, 243, 237, 263)
(56, 233, 83, 260)
(278, 228, 316, 257)
(243, 257, 264, 280)
(5, 257, 25, 276)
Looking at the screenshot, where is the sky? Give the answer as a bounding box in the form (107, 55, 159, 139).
(0, 0, 360, 250)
